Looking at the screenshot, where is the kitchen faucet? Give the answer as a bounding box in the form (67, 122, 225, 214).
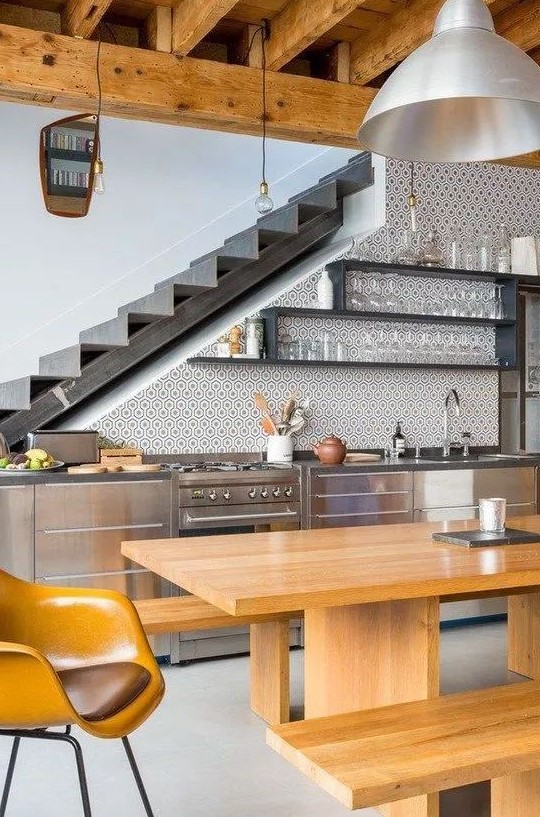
(442, 389, 460, 457)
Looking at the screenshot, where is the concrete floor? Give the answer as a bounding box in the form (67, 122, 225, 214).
(0, 621, 519, 817)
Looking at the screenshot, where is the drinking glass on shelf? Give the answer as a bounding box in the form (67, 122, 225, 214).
(360, 329, 375, 361)
(494, 285, 505, 319)
(349, 278, 368, 311)
(336, 341, 349, 362)
(367, 273, 384, 311)
(447, 226, 462, 269)
(323, 331, 337, 361)
(463, 230, 478, 270)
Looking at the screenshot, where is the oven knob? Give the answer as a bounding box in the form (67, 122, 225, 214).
(284, 486, 293, 497)
(209, 489, 218, 501)
(260, 487, 269, 499)
(248, 487, 256, 499)
(272, 487, 281, 498)
(223, 489, 231, 500)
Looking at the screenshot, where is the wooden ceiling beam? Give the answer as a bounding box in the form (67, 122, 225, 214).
(0, 22, 376, 147)
(266, 0, 361, 71)
(349, 0, 498, 86)
(61, 0, 114, 38)
(494, 0, 540, 53)
(172, 0, 238, 55)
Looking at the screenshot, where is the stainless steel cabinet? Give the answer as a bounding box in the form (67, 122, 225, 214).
(413, 467, 536, 512)
(34, 478, 173, 655)
(0, 485, 34, 580)
(308, 470, 413, 528)
(413, 467, 536, 622)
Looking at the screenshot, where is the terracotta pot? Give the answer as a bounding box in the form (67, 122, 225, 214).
(312, 435, 347, 464)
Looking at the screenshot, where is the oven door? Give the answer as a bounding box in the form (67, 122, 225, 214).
(173, 502, 302, 662)
(179, 502, 301, 533)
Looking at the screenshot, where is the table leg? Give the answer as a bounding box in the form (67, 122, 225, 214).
(250, 621, 290, 725)
(508, 592, 540, 677)
(497, 593, 540, 811)
(304, 598, 440, 817)
(492, 770, 540, 816)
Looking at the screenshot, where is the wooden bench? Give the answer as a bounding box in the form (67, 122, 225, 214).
(134, 596, 303, 724)
(267, 680, 540, 813)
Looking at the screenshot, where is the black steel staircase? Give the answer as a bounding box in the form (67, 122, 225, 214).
(0, 152, 373, 447)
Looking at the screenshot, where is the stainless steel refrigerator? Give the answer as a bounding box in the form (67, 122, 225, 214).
(501, 291, 540, 452)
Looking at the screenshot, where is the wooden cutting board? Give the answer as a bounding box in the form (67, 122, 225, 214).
(344, 453, 382, 463)
(67, 464, 108, 474)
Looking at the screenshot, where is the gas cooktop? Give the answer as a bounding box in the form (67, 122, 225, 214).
(162, 461, 294, 473)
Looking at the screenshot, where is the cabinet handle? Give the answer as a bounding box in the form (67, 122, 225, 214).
(41, 480, 167, 486)
(315, 490, 411, 499)
(316, 509, 410, 519)
(42, 523, 167, 534)
(38, 568, 149, 581)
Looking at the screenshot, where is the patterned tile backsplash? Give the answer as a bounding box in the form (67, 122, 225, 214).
(94, 157, 540, 454)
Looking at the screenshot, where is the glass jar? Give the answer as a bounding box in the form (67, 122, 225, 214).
(420, 229, 445, 267)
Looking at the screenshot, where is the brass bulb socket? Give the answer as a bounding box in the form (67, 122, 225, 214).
(94, 158, 104, 174)
(259, 181, 269, 196)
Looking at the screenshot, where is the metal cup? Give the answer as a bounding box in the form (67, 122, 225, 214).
(479, 498, 506, 533)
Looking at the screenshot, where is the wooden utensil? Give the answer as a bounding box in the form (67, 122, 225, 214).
(120, 463, 161, 472)
(253, 391, 277, 434)
(260, 416, 276, 435)
(281, 396, 297, 423)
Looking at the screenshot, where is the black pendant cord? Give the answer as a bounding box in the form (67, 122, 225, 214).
(261, 24, 268, 187)
(95, 36, 103, 158)
(241, 21, 270, 189)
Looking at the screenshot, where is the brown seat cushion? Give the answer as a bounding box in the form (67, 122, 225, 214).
(58, 662, 151, 722)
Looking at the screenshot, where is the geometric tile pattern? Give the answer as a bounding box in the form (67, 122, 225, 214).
(94, 158, 540, 454)
(96, 361, 499, 453)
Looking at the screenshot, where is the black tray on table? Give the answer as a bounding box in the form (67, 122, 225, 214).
(432, 528, 540, 548)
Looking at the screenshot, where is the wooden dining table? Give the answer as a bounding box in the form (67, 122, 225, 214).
(122, 515, 540, 817)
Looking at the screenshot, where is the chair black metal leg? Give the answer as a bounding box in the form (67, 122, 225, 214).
(0, 728, 92, 817)
(121, 736, 155, 817)
(64, 731, 92, 817)
(0, 737, 20, 817)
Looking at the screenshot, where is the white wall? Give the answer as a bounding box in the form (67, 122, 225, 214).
(0, 101, 356, 382)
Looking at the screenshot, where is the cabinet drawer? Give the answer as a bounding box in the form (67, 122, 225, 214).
(313, 471, 412, 497)
(310, 510, 413, 529)
(414, 468, 535, 510)
(35, 480, 171, 531)
(35, 524, 168, 578)
(312, 490, 412, 517)
(413, 501, 536, 523)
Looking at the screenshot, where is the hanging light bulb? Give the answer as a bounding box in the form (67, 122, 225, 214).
(407, 162, 418, 232)
(255, 20, 273, 214)
(255, 181, 273, 214)
(93, 156, 105, 194)
(92, 37, 106, 197)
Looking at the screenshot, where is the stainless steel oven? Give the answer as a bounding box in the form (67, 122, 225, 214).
(165, 460, 302, 662)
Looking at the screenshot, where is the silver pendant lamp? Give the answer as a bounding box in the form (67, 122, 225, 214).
(357, 0, 540, 162)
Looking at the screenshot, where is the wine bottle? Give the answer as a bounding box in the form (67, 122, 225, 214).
(392, 421, 406, 457)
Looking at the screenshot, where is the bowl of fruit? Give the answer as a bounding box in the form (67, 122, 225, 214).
(0, 449, 63, 473)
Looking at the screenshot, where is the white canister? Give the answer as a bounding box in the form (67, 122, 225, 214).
(316, 268, 334, 310)
(267, 435, 293, 463)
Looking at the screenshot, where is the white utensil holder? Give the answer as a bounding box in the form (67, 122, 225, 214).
(267, 435, 293, 463)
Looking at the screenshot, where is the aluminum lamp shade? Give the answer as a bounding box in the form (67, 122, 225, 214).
(357, 0, 540, 162)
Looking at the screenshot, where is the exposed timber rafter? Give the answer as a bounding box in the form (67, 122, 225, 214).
(266, 0, 362, 72)
(0, 23, 376, 147)
(172, 0, 238, 55)
(494, 0, 540, 53)
(349, 0, 498, 86)
(61, 0, 114, 38)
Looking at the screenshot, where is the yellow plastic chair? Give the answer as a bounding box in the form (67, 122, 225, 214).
(0, 568, 165, 816)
